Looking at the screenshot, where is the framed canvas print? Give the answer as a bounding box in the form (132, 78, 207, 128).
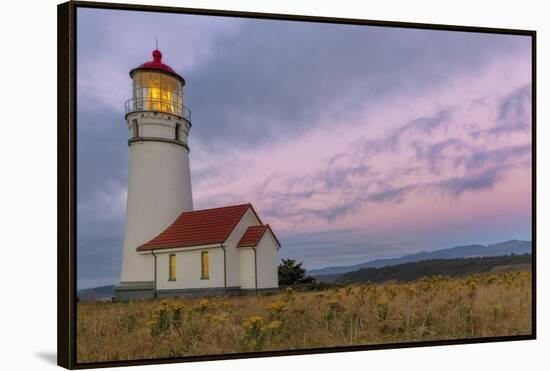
(58, 1, 536, 369)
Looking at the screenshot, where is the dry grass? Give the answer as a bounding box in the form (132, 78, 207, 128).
(77, 271, 532, 363)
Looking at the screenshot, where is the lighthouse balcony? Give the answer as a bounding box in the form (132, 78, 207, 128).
(125, 97, 191, 123)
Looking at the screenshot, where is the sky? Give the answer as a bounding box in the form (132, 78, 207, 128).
(76, 8, 533, 289)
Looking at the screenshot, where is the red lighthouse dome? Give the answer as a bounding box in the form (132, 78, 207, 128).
(130, 49, 185, 85)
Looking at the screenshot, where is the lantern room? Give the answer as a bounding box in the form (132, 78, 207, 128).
(125, 49, 190, 122)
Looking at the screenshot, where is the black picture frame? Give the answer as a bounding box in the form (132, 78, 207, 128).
(58, 1, 537, 369)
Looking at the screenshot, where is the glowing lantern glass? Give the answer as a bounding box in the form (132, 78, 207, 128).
(127, 50, 186, 119)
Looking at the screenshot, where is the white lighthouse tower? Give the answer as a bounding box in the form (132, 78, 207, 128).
(115, 49, 193, 300)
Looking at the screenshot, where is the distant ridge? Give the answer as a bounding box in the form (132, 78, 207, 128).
(78, 285, 114, 301)
(308, 240, 532, 277)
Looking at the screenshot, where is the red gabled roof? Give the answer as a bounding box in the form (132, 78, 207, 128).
(237, 224, 281, 248)
(237, 225, 267, 247)
(137, 203, 260, 251)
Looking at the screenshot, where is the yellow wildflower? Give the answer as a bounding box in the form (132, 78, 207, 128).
(266, 320, 283, 331)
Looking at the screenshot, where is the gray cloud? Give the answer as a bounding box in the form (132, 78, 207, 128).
(497, 83, 532, 126)
(390, 110, 453, 148)
(413, 138, 473, 174)
(471, 83, 532, 139)
(436, 168, 501, 196)
(350, 108, 454, 162)
(456, 144, 531, 171)
(367, 185, 415, 203)
(188, 26, 528, 150)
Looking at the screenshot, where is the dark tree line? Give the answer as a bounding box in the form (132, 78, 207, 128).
(278, 258, 316, 286)
(334, 253, 532, 285)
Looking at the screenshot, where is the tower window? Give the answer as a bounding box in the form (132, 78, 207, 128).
(201, 251, 209, 279)
(132, 119, 139, 138)
(175, 123, 181, 141)
(168, 254, 176, 281)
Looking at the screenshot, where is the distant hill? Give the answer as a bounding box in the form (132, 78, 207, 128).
(334, 253, 532, 285)
(78, 285, 114, 302)
(308, 240, 531, 277)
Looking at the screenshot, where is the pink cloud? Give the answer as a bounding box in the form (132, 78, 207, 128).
(190, 52, 531, 240)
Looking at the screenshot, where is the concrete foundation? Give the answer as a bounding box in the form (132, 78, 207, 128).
(114, 282, 279, 301)
(114, 281, 155, 302)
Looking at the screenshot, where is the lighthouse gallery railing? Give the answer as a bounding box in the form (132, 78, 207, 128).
(125, 97, 191, 123)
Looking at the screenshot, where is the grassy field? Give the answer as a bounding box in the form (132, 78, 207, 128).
(77, 271, 532, 363)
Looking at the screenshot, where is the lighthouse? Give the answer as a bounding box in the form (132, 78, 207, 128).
(114, 48, 280, 302)
(116, 49, 193, 298)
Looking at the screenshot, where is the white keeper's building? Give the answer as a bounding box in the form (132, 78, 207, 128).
(114, 49, 280, 301)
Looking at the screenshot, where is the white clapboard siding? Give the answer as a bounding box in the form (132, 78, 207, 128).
(155, 248, 224, 290)
(256, 232, 279, 289)
(239, 248, 256, 289)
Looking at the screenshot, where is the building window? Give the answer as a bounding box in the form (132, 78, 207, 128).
(169, 254, 176, 281)
(175, 123, 181, 141)
(201, 251, 209, 279)
(132, 119, 139, 138)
